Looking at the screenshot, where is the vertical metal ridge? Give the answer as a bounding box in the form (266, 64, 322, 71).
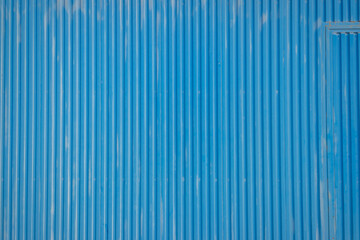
(12, 0, 20, 239)
(340, 32, 351, 240)
(27, 0, 35, 238)
(169, 0, 177, 239)
(18, 0, 28, 239)
(149, 0, 156, 238)
(193, 0, 201, 238)
(73, 0, 81, 238)
(3, 1, 12, 239)
(300, 0, 311, 238)
(279, 0, 287, 238)
(115, 0, 124, 239)
(238, 1, 246, 239)
(0, 0, 4, 237)
(133, 0, 140, 238)
(209, 0, 218, 239)
(245, 0, 256, 238)
(140, 0, 148, 238)
(63, 0, 72, 239)
(159, 0, 168, 238)
(80, 0, 89, 238)
(176, 1, 185, 238)
(184, 0, 193, 238)
(0, 0, 4, 238)
(271, 0, 282, 238)
(262, 0, 272, 238)
(349, 32, 359, 240)
(88, 0, 96, 238)
(99, 0, 107, 238)
(254, 0, 264, 238)
(200, 0, 209, 239)
(19, 0, 28, 239)
(352, 32, 359, 240)
(48, 0, 56, 238)
(55, 0, 64, 239)
(124, 0, 132, 238)
(108, 0, 116, 237)
(292, 0, 302, 239)
(310, 0, 322, 238)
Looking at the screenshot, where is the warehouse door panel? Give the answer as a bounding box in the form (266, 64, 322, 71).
(326, 24, 360, 240)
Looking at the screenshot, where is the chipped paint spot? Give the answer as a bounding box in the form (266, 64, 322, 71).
(196, 176, 200, 191)
(315, 17, 322, 30)
(65, 136, 69, 149)
(149, 0, 153, 11)
(97, 11, 102, 21)
(201, 0, 207, 8)
(72, 0, 82, 14)
(52, 37, 55, 57)
(262, 12, 268, 25)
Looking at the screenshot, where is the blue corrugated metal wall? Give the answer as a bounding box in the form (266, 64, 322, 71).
(0, 0, 359, 239)
(324, 22, 360, 240)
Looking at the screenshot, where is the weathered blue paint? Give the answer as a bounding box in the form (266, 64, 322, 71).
(0, 0, 359, 240)
(323, 22, 360, 240)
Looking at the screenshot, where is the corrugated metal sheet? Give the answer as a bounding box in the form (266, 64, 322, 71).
(324, 22, 360, 240)
(0, 0, 359, 240)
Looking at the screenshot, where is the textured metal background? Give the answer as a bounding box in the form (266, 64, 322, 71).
(0, 0, 359, 239)
(324, 22, 360, 240)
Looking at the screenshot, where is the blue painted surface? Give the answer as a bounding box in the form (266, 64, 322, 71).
(0, 0, 359, 240)
(324, 22, 360, 240)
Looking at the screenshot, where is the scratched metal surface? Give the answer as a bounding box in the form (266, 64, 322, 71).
(0, 0, 359, 239)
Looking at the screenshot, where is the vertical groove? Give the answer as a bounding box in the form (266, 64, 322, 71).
(292, 0, 303, 238)
(340, 33, 350, 240)
(222, 0, 230, 238)
(349, 32, 360, 240)
(48, 0, 56, 239)
(108, 0, 116, 237)
(0, 0, 4, 238)
(140, 0, 149, 239)
(271, 0, 281, 238)
(254, 0, 264, 238)
(115, 0, 124, 239)
(73, 0, 81, 238)
(63, 0, 72, 239)
(88, 0, 96, 238)
(149, 0, 156, 238)
(27, 0, 34, 239)
(169, 0, 177, 239)
(3, 1, 12, 239)
(245, 0, 256, 238)
(300, 0, 311, 238)
(209, 0, 218, 239)
(80, 0, 88, 239)
(133, 0, 141, 238)
(19, 0, 28, 238)
(0, 0, 4, 236)
(200, 0, 209, 239)
(124, 0, 132, 238)
(12, 0, 20, 239)
(27, 0, 36, 237)
(263, 0, 273, 238)
(185, 0, 193, 238)
(229, 0, 238, 238)
(176, 0, 185, 239)
(55, 1, 64, 239)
